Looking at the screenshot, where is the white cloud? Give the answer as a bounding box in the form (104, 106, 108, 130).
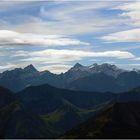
(134, 57, 140, 61)
(101, 1, 140, 43)
(11, 50, 29, 57)
(101, 28, 140, 42)
(36, 1, 125, 35)
(32, 49, 134, 59)
(129, 64, 140, 66)
(0, 1, 30, 11)
(0, 1, 126, 35)
(0, 1, 138, 36)
(114, 1, 140, 11)
(113, 1, 140, 26)
(0, 30, 89, 46)
(11, 49, 134, 73)
(19, 49, 135, 65)
(0, 1, 138, 73)
(0, 63, 17, 70)
(39, 64, 72, 74)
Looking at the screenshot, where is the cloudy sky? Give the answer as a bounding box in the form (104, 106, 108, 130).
(0, 0, 140, 73)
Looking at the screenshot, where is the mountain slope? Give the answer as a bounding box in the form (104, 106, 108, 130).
(117, 71, 140, 91)
(67, 71, 140, 93)
(67, 63, 125, 78)
(67, 73, 123, 93)
(0, 64, 61, 92)
(17, 84, 116, 114)
(61, 101, 140, 139)
(41, 99, 108, 134)
(88, 63, 125, 77)
(0, 86, 55, 138)
(17, 84, 116, 136)
(0, 65, 40, 92)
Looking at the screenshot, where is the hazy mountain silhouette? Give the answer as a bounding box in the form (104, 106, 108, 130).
(66, 68, 140, 93)
(0, 63, 140, 93)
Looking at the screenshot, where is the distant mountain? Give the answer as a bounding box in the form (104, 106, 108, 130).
(23, 64, 38, 73)
(61, 101, 140, 139)
(67, 73, 122, 93)
(117, 71, 140, 91)
(0, 65, 39, 91)
(132, 68, 140, 74)
(68, 63, 125, 77)
(0, 64, 60, 92)
(63, 63, 125, 84)
(67, 71, 140, 93)
(0, 86, 55, 138)
(60, 63, 92, 87)
(0, 63, 140, 93)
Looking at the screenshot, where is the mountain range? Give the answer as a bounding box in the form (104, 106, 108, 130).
(0, 63, 140, 93)
(17, 83, 116, 135)
(1, 62, 140, 138)
(0, 83, 116, 138)
(1, 82, 140, 138)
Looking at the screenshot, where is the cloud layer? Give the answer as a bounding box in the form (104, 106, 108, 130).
(18, 49, 135, 65)
(0, 1, 139, 73)
(102, 28, 140, 42)
(0, 30, 89, 46)
(114, 1, 140, 26)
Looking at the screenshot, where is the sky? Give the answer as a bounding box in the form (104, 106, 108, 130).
(0, 0, 140, 73)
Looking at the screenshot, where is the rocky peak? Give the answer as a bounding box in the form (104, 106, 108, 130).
(89, 63, 98, 68)
(132, 68, 140, 73)
(24, 64, 38, 73)
(69, 63, 85, 72)
(73, 63, 83, 68)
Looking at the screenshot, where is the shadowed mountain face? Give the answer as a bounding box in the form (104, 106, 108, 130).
(0, 86, 55, 139)
(17, 83, 116, 134)
(0, 86, 15, 108)
(67, 73, 123, 93)
(0, 65, 39, 92)
(67, 71, 140, 93)
(61, 102, 140, 139)
(0, 63, 140, 93)
(17, 84, 116, 114)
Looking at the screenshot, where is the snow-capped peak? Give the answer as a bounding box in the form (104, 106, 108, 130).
(68, 63, 126, 77)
